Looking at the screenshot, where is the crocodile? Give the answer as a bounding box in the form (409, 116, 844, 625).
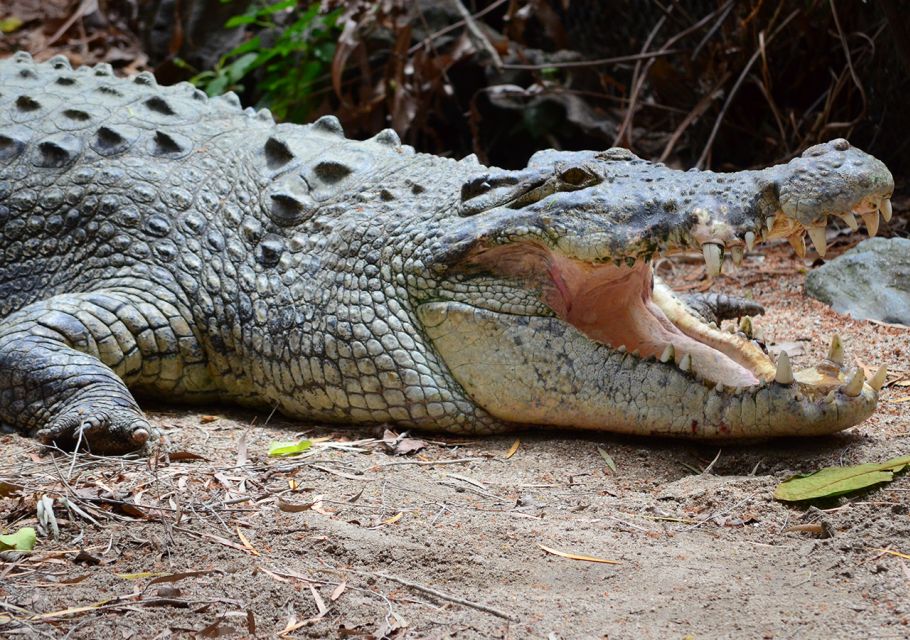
(0, 52, 895, 453)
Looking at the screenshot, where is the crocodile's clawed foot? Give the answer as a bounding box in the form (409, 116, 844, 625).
(36, 404, 157, 455)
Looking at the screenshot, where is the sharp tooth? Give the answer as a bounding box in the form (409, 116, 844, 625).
(731, 245, 744, 265)
(827, 334, 844, 365)
(766, 217, 775, 232)
(738, 316, 753, 338)
(679, 353, 692, 372)
(659, 344, 675, 363)
(788, 232, 806, 258)
(616, 345, 627, 353)
(631, 349, 641, 358)
(870, 365, 887, 392)
(881, 197, 893, 222)
(861, 211, 879, 237)
(702, 243, 723, 276)
(715, 383, 725, 393)
(825, 390, 837, 403)
(842, 368, 864, 397)
(806, 224, 827, 258)
(744, 231, 756, 252)
(775, 351, 794, 384)
(839, 211, 859, 231)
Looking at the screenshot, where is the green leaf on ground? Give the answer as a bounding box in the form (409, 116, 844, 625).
(268, 440, 312, 457)
(0, 527, 36, 551)
(774, 456, 910, 502)
(0, 17, 24, 33)
(597, 447, 617, 473)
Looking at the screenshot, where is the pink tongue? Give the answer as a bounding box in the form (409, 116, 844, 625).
(549, 257, 761, 388)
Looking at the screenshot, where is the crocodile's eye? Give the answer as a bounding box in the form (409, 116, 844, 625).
(559, 166, 598, 187)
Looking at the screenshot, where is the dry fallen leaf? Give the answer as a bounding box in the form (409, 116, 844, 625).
(277, 498, 315, 513)
(382, 429, 427, 455)
(236, 527, 260, 556)
(309, 585, 327, 616)
(331, 581, 347, 601)
(168, 451, 208, 462)
(505, 438, 521, 459)
(537, 543, 620, 564)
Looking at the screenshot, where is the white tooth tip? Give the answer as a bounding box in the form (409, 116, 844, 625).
(870, 365, 887, 392)
(744, 231, 756, 252)
(827, 334, 844, 365)
(659, 344, 675, 363)
(861, 211, 879, 237)
(679, 353, 692, 372)
(715, 383, 725, 393)
(882, 198, 893, 223)
(775, 351, 794, 385)
(616, 345, 627, 353)
(840, 212, 859, 231)
(788, 232, 806, 258)
(702, 243, 723, 277)
(843, 368, 864, 397)
(806, 225, 827, 258)
(731, 245, 745, 265)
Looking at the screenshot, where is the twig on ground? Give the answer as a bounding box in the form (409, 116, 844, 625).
(374, 572, 519, 621)
(374, 457, 487, 468)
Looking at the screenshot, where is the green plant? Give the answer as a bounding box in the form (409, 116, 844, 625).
(189, 0, 341, 122)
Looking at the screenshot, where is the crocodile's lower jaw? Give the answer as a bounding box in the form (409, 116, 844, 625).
(419, 243, 884, 437)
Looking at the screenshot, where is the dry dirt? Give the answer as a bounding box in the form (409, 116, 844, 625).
(2, 240, 909, 640)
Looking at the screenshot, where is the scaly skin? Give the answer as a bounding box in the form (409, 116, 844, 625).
(0, 53, 895, 452)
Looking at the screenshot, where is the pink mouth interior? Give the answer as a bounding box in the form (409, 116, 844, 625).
(467, 243, 761, 387)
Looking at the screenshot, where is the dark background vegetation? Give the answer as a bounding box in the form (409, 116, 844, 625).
(2, 0, 908, 183)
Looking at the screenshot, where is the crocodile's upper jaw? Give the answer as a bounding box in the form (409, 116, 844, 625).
(419, 140, 893, 438)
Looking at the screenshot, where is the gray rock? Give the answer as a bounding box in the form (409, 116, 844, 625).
(806, 237, 910, 325)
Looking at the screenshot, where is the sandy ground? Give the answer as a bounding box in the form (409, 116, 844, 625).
(1, 240, 909, 639)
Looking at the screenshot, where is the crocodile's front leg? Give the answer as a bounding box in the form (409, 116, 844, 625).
(0, 289, 214, 453)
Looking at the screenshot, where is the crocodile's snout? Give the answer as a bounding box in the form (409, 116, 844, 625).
(774, 138, 894, 249)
